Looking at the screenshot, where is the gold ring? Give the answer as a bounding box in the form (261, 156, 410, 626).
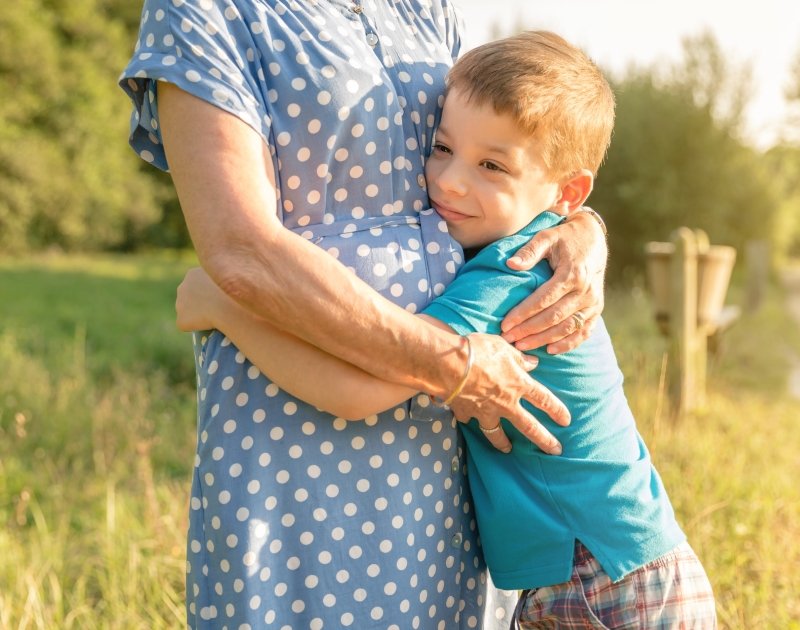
(572, 311, 586, 331)
(479, 422, 502, 435)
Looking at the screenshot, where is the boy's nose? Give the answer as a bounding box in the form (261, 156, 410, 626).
(433, 161, 468, 196)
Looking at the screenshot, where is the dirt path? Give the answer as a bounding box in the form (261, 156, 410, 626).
(782, 267, 800, 399)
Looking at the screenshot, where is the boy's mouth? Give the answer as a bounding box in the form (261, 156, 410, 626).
(431, 200, 471, 223)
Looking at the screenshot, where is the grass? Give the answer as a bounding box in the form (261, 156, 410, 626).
(1, 253, 799, 628)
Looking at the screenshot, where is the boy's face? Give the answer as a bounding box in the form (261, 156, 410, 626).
(426, 88, 561, 249)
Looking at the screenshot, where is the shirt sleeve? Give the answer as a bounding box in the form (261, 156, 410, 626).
(422, 251, 550, 336)
(118, 0, 271, 171)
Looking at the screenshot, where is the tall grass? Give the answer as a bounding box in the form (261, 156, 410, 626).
(0, 254, 195, 628)
(0, 254, 799, 628)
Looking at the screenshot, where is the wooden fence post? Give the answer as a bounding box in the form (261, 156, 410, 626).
(745, 240, 769, 313)
(646, 228, 739, 419)
(669, 228, 699, 417)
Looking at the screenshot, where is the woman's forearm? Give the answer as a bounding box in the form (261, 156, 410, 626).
(203, 283, 418, 420)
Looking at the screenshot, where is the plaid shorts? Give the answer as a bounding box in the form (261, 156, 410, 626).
(512, 540, 717, 629)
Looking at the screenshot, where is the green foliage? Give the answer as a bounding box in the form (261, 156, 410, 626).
(764, 145, 800, 258)
(0, 0, 179, 252)
(591, 34, 779, 282)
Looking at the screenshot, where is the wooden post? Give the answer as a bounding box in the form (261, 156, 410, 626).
(669, 228, 699, 417)
(646, 228, 738, 418)
(745, 240, 769, 313)
(693, 230, 709, 411)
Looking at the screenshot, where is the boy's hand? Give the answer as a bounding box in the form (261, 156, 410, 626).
(500, 211, 607, 354)
(176, 267, 221, 331)
(449, 333, 569, 455)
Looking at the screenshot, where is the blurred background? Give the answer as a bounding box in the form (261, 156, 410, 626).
(1, 1, 799, 628)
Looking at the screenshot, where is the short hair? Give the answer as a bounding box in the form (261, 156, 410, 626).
(446, 31, 615, 179)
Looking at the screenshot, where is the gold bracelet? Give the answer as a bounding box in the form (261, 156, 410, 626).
(432, 335, 474, 408)
(575, 206, 607, 237)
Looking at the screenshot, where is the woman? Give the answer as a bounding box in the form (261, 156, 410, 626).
(119, 1, 607, 627)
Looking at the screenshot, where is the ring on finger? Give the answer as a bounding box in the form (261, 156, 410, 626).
(479, 422, 502, 435)
(572, 311, 586, 331)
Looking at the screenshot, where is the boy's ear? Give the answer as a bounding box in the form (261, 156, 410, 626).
(552, 169, 594, 216)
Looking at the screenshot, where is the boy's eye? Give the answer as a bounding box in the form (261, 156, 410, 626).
(480, 161, 505, 173)
(432, 143, 452, 155)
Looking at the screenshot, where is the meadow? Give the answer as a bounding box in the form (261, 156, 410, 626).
(0, 253, 798, 629)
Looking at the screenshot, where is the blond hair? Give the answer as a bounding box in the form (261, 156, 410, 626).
(446, 30, 615, 179)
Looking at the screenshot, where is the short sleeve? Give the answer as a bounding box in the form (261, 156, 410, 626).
(422, 252, 549, 336)
(118, 0, 271, 170)
(443, 0, 464, 61)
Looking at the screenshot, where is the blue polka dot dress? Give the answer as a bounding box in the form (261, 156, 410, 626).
(120, 1, 516, 627)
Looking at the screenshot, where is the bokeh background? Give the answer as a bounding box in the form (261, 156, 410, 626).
(1, 1, 799, 628)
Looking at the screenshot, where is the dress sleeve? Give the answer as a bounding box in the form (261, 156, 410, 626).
(443, 0, 464, 61)
(118, 0, 271, 171)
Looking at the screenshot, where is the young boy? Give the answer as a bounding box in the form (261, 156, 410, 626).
(176, 31, 717, 628)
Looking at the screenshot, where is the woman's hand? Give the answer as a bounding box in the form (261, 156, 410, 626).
(500, 211, 607, 354)
(176, 267, 224, 332)
(448, 333, 570, 455)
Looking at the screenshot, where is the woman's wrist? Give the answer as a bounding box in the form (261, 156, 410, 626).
(431, 335, 473, 406)
(569, 206, 607, 237)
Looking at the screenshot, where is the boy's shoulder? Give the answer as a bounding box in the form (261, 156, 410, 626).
(464, 211, 564, 277)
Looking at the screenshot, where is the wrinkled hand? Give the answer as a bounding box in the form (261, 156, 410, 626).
(448, 333, 570, 455)
(175, 267, 221, 331)
(501, 212, 607, 354)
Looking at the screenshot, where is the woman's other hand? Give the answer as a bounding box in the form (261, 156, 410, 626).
(448, 333, 570, 455)
(176, 267, 223, 332)
(500, 211, 607, 354)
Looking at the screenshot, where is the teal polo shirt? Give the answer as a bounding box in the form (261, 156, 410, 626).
(422, 211, 685, 589)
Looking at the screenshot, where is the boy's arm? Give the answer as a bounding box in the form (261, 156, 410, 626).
(176, 267, 428, 420)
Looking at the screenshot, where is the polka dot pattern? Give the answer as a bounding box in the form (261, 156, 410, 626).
(121, 0, 516, 627)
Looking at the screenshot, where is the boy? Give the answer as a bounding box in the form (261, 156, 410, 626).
(177, 31, 716, 628)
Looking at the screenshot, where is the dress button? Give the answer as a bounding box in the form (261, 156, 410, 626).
(450, 533, 463, 548)
(450, 457, 459, 473)
(366, 32, 379, 47)
(416, 173, 426, 188)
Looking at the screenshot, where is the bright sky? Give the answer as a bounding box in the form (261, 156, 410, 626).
(454, 0, 800, 149)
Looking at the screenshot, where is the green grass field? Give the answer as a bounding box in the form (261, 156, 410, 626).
(1, 254, 799, 629)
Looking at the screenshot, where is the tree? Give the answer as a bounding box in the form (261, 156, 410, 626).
(589, 34, 778, 282)
(0, 0, 175, 252)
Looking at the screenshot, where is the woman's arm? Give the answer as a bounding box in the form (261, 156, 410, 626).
(158, 83, 567, 454)
(176, 268, 416, 420)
